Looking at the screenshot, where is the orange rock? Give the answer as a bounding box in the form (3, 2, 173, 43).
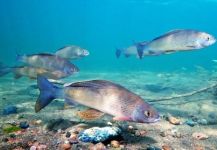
(61, 143, 71, 150)
(192, 132, 209, 140)
(162, 144, 171, 150)
(111, 140, 120, 148)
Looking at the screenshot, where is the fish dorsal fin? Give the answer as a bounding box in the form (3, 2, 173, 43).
(152, 29, 183, 41)
(56, 46, 69, 51)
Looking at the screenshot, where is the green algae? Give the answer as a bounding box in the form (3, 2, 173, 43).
(2, 124, 21, 134)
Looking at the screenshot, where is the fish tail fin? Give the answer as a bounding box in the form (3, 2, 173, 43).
(0, 63, 12, 77)
(15, 52, 25, 62)
(115, 48, 123, 58)
(35, 76, 63, 112)
(0, 68, 12, 77)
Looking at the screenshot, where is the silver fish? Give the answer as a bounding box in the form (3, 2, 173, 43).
(16, 53, 79, 75)
(136, 29, 216, 58)
(35, 76, 160, 123)
(55, 45, 89, 60)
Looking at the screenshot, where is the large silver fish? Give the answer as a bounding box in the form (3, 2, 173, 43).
(16, 53, 79, 75)
(55, 45, 89, 60)
(35, 76, 160, 123)
(136, 29, 216, 58)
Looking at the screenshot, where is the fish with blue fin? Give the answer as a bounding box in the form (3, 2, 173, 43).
(136, 29, 216, 59)
(35, 76, 160, 123)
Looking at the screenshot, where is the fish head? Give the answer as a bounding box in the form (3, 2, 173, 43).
(132, 103, 160, 123)
(198, 32, 216, 48)
(78, 49, 89, 56)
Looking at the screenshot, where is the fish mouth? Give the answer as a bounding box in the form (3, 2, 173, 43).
(83, 50, 90, 56)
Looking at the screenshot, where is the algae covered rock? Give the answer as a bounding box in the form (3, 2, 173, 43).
(78, 126, 121, 143)
(2, 124, 21, 134)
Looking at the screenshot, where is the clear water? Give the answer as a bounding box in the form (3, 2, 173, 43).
(0, 0, 216, 72)
(1, 0, 217, 149)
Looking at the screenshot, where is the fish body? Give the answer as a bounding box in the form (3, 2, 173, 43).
(16, 53, 79, 75)
(136, 29, 216, 58)
(12, 66, 69, 79)
(55, 45, 89, 60)
(35, 76, 160, 123)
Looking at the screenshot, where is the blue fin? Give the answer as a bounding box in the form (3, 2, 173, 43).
(136, 43, 145, 59)
(115, 48, 123, 58)
(35, 76, 63, 112)
(0, 63, 12, 77)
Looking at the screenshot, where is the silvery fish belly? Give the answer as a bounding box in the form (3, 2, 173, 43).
(63, 80, 160, 123)
(19, 53, 79, 75)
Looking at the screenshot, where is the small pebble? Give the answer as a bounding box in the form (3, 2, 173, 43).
(30, 146, 37, 150)
(192, 132, 209, 140)
(94, 143, 106, 150)
(197, 119, 208, 125)
(2, 137, 9, 142)
(185, 120, 197, 127)
(147, 146, 161, 150)
(35, 120, 42, 125)
(66, 132, 71, 138)
(111, 140, 120, 148)
(19, 121, 29, 129)
(162, 144, 172, 150)
(61, 142, 71, 150)
(167, 114, 181, 125)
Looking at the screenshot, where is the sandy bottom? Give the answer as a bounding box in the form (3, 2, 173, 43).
(0, 68, 217, 150)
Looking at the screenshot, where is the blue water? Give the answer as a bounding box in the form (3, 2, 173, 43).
(0, 0, 216, 72)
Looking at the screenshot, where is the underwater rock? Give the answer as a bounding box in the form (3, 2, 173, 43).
(162, 144, 172, 150)
(167, 114, 181, 125)
(147, 146, 161, 150)
(78, 126, 121, 143)
(89, 142, 106, 150)
(61, 141, 71, 150)
(46, 118, 74, 131)
(65, 132, 71, 138)
(2, 124, 21, 134)
(111, 140, 120, 148)
(3, 105, 17, 115)
(197, 119, 208, 125)
(185, 120, 197, 127)
(192, 132, 209, 140)
(19, 121, 29, 129)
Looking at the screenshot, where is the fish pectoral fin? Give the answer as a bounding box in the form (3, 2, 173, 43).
(113, 116, 131, 121)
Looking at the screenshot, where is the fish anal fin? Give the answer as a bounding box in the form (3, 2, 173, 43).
(125, 54, 131, 58)
(113, 116, 131, 121)
(77, 108, 105, 120)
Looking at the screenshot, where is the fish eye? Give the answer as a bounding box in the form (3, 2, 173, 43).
(144, 111, 151, 117)
(207, 37, 210, 41)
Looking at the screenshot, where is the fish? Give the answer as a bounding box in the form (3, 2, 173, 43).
(0, 65, 71, 80)
(35, 76, 160, 123)
(16, 53, 79, 75)
(55, 45, 89, 60)
(136, 29, 216, 59)
(12, 66, 70, 79)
